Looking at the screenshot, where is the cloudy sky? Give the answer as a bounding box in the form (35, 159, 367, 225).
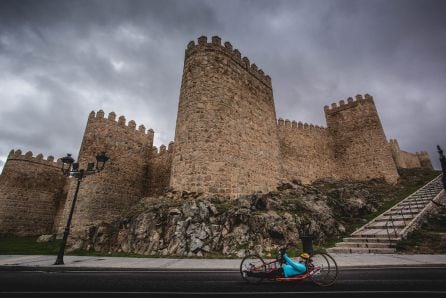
(0, 0, 445, 172)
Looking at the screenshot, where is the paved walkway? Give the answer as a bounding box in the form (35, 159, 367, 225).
(1, 254, 446, 270)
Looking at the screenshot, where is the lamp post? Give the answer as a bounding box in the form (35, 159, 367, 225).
(54, 152, 109, 265)
(437, 145, 446, 191)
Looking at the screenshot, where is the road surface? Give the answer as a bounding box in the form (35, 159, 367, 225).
(1, 267, 445, 297)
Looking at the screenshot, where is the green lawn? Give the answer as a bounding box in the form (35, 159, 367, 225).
(0, 236, 61, 255)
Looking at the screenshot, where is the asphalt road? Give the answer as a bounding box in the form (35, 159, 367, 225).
(1, 267, 445, 297)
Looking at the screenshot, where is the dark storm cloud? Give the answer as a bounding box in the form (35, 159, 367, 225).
(0, 0, 445, 171)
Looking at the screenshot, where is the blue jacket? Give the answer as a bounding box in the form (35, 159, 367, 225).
(282, 253, 307, 277)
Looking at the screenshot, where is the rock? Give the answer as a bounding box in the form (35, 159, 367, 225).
(236, 249, 246, 258)
(209, 204, 219, 215)
(237, 197, 251, 209)
(316, 177, 337, 184)
(189, 238, 203, 253)
(169, 208, 182, 215)
(36, 234, 55, 243)
(277, 181, 297, 191)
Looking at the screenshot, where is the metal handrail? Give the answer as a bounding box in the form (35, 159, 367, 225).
(385, 175, 443, 242)
(351, 174, 441, 237)
(384, 211, 398, 241)
(399, 208, 406, 225)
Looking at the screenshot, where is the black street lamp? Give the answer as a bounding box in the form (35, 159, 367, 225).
(54, 152, 109, 265)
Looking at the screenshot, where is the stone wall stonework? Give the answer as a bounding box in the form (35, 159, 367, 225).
(390, 139, 433, 170)
(417, 151, 434, 170)
(170, 36, 281, 198)
(277, 119, 337, 184)
(0, 150, 67, 236)
(147, 143, 174, 196)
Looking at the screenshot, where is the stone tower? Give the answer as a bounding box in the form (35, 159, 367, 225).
(170, 36, 281, 198)
(324, 94, 399, 184)
(56, 110, 154, 234)
(0, 150, 67, 236)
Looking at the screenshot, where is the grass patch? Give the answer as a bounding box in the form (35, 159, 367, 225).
(0, 236, 244, 259)
(0, 236, 61, 255)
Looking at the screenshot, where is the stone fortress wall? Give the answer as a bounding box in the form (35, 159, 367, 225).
(0, 150, 67, 236)
(0, 35, 434, 236)
(389, 139, 433, 170)
(277, 119, 336, 184)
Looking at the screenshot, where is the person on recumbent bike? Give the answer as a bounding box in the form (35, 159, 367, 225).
(273, 247, 309, 278)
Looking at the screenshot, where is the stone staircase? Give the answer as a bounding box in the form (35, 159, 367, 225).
(327, 174, 444, 254)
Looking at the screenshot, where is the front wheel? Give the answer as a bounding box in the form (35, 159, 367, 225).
(308, 253, 338, 287)
(240, 254, 266, 284)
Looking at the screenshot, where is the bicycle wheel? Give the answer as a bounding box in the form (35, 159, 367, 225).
(308, 253, 338, 287)
(322, 253, 338, 285)
(240, 254, 266, 284)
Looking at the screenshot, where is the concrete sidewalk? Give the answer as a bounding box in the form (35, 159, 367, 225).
(1, 254, 446, 270)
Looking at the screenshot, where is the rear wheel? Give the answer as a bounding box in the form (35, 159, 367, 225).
(308, 253, 338, 287)
(240, 254, 266, 284)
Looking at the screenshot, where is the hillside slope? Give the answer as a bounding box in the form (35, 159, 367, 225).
(69, 168, 440, 257)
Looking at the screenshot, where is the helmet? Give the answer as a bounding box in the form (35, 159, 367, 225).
(300, 252, 310, 260)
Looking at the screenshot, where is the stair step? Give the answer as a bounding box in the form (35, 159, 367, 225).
(385, 210, 419, 215)
(326, 247, 396, 254)
(354, 229, 401, 237)
(365, 221, 406, 228)
(375, 216, 414, 222)
(401, 199, 428, 203)
(398, 203, 427, 207)
(335, 242, 395, 249)
(343, 237, 399, 243)
(403, 201, 429, 205)
(393, 203, 424, 208)
(388, 207, 423, 213)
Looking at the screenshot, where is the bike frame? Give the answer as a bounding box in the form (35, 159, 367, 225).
(249, 256, 314, 282)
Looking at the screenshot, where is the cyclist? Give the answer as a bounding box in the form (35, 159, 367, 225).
(280, 248, 308, 277)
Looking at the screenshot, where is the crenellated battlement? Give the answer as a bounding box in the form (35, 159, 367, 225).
(324, 94, 375, 115)
(6, 149, 62, 168)
(416, 151, 429, 156)
(277, 118, 327, 133)
(151, 141, 174, 157)
(88, 110, 155, 139)
(185, 36, 272, 88)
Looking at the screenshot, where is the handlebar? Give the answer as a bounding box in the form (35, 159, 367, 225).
(278, 243, 290, 256)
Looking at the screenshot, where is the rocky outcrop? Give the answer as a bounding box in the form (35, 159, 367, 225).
(70, 179, 382, 257)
